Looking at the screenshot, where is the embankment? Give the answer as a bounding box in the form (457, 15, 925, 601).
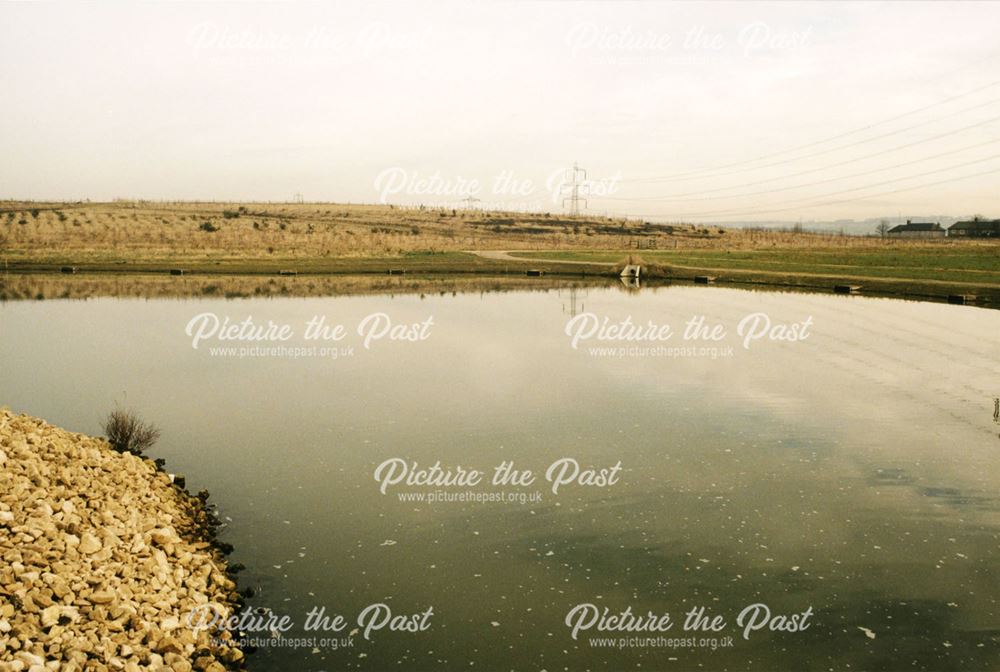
(0, 410, 243, 672)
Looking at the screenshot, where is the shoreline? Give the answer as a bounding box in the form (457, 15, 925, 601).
(1, 266, 997, 308)
(0, 410, 245, 671)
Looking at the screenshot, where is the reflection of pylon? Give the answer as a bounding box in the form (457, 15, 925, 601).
(561, 162, 587, 216)
(559, 287, 587, 317)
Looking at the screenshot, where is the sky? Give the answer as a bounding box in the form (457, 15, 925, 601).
(1, 1, 999, 223)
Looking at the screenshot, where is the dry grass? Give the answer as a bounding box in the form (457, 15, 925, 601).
(0, 199, 929, 266)
(0, 201, 695, 261)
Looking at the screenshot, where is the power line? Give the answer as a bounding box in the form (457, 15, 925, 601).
(619, 75, 1000, 184)
(593, 136, 1000, 203)
(622, 95, 1000, 185)
(619, 162, 1000, 221)
(596, 113, 1000, 203)
(652, 152, 1000, 218)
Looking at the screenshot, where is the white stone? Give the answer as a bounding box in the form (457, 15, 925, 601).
(0, 413, 245, 669)
(40, 605, 62, 628)
(88, 591, 115, 605)
(79, 533, 102, 554)
(150, 527, 179, 546)
(15, 653, 44, 667)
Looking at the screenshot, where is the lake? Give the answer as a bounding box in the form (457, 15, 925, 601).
(1, 283, 998, 671)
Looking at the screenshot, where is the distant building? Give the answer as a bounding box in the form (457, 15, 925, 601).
(948, 218, 1000, 238)
(887, 220, 946, 238)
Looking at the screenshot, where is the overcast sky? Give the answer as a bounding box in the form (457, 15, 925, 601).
(2, 1, 999, 222)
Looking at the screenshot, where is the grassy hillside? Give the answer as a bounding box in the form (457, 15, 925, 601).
(0, 201, 721, 265)
(1, 201, 997, 304)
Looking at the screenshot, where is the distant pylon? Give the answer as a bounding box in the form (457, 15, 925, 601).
(461, 196, 481, 209)
(560, 162, 587, 216)
(293, 192, 304, 204)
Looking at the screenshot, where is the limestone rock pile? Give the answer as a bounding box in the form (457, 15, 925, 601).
(0, 410, 244, 671)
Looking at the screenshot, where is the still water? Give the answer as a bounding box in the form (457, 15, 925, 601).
(1, 284, 998, 671)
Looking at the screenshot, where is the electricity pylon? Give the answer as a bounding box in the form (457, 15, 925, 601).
(561, 162, 587, 216)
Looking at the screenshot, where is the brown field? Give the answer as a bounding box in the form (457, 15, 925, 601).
(0, 200, 951, 265)
(0, 200, 710, 263)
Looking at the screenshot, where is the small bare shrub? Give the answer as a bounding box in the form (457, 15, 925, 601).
(102, 408, 161, 456)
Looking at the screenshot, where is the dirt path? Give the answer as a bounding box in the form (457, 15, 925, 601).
(469, 250, 616, 267)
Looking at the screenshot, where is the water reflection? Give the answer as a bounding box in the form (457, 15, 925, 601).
(620, 275, 641, 290)
(1, 285, 998, 671)
(559, 286, 588, 317)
